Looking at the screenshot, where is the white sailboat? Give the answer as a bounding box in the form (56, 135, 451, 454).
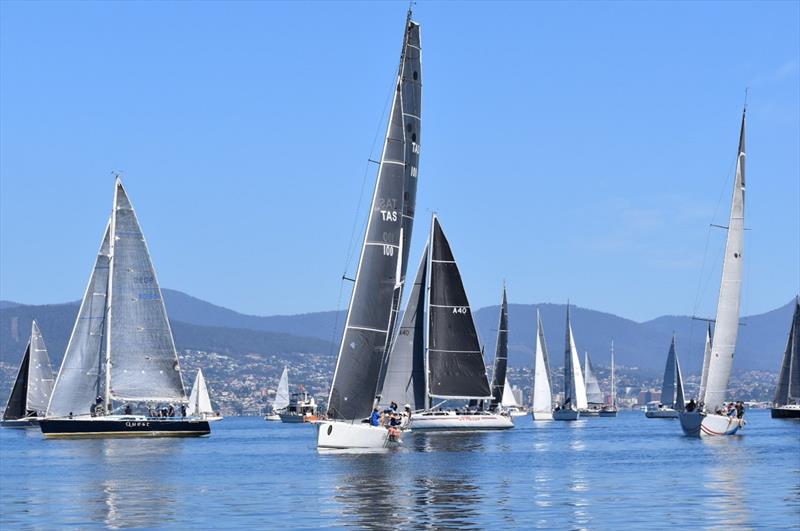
(1, 321, 55, 428)
(771, 299, 800, 419)
(187, 369, 222, 421)
(501, 378, 526, 416)
(581, 351, 603, 416)
(679, 109, 748, 437)
(265, 367, 289, 421)
(599, 341, 618, 417)
(553, 305, 587, 421)
(646, 335, 685, 418)
(531, 309, 554, 420)
(317, 11, 421, 449)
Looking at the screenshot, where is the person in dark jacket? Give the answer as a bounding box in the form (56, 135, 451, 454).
(370, 408, 381, 427)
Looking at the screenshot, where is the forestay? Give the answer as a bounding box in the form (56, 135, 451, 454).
(327, 19, 422, 421)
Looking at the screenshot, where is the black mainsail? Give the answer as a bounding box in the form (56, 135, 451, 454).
(327, 16, 422, 421)
(489, 288, 509, 410)
(426, 216, 492, 400)
(774, 299, 800, 407)
(3, 344, 30, 420)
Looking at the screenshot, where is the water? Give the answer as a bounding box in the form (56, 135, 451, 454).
(1, 410, 798, 529)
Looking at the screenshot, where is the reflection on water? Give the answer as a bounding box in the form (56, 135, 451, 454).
(702, 438, 751, 530)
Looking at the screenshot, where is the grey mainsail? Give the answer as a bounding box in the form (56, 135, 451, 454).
(703, 110, 746, 410)
(489, 288, 509, 410)
(378, 245, 428, 411)
(3, 343, 30, 420)
(661, 335, 678, 408)
(583, 351, 604, 405)
(427, 216, 492, 400)
(47, 222, 111, 417)
(107, 179, 185, 403)
(774, 299, 800, 406)
(327, 18, 422, 421)
(26, 321, 55, 415)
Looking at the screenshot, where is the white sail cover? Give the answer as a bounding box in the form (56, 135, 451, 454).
(563, 309, 588, 410)
(703, 111, 746, 411)
(500, 377, 520, 407)
(698, 324, 712, 401)
(108, 179, 186, 402)
(273, 367, 290, 411)
(47, 222, 111, 417)
(187, 369, 213, 416)
(532, 310, 552, 413)
(583, 351, 604, 404)
(26, 321, 55, 414)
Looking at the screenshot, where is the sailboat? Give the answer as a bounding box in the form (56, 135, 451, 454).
(679, 109, 748, 437)
(500, 378, 526, 416)
(580, 351, 603, 416)
(39, 177, 210, 438)
(598, 341, 618, 416)
(265, 367, 290, 421)
(771, 298, 800, 419)
(646, 335, 685, 418)
(531, 309, 553, 420)
(187, 369, 222, 421)
(316, 11, 421, 449)
(408, 216, 513, 430)
(553, 306, 587, 421)
(488, 288, 513, 412)
(1, 321, 55, 428)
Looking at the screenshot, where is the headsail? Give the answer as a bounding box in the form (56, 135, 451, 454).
(489, 288, 509, 410)
(563, 307, 587, 410)
(583, 351, 604, 404)
(501, 377, 520, 407)
(774, 299, 800, 406)
(698, 323, 712, 401)
(26, 321, 55, 415)
(47, 222, 111, 417)
(378, 245, 428, 411)
(532, 309, 553, 413)
(327, 18, 422, 421)
(427, 216, 492, 400)
(273, 367, 290, 411)
(107, 179, 185, 403)
(674, 349, 686, 411)
(703, 110, 746, 410)
(187, 369, 213, 416)
(3, 342, 30, 420)
(661, 335, 678, 408)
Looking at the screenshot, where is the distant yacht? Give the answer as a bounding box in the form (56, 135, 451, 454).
(187, 369, 222, 422)
(645, 335, 685, 419)
(1, 321, 55, 428)
(489, 288, 524, 416)
(580, 351, 603, 417)
(598, 341, 618, 417)
(771, 298, 800, 419)
(316, 10, 421, 450)
(39, 177, 210, 439)
(553, 306, 587, 421)
(270, 367, 318, 423)
(531, 309, 554, 420)
(265, 367, 290, 421)
(679, 109, 748, 437)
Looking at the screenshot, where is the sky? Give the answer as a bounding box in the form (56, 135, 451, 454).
(1, 1, 798, 322)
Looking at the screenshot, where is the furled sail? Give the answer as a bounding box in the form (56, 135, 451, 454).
(378, 245, 428, 411)
(273, 367, 291, 411)
(774, 300, 800, 406)
(583, 351, 604, 405)
(327, 18, 422, 421)
(26, 321, 55, 415)
(563, 307, 587, 410)
(661, 335, 678, 408)
(532, 309, 553, 413)
(47, 222, 111, 417)
(187, 369, 213, 416)
(703, 110, 746, 410)
(3, 343, 30, 420)
(427, 216, 492, 399)
(489, 288, 509, 410)
(107, 179, 185, 403)
(698, 323, 712, 401)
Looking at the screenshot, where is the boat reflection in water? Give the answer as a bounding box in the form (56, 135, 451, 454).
(701, 438, 751, 529)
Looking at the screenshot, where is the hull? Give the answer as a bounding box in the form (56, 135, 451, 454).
(679, 411, 743, 437)
(598, 409, 618, 417)
(410, 411, 514, 431)
(205, 415, 224, 422)
(39, 416, 211, 439)
(579, 408, 601, 417)
(264, 414, 281, 421)
(316, 420, 399, 449)
(531, 410, 553, 421)
(508, 408, 528, 417)
(645, 408, 679, 419)
(553, 409, 579, 421)
(1, 417, 40, 428)
(279, 413, 318, 424)
(771, 405, 800, 419)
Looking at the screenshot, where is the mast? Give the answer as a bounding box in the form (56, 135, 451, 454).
(104, 177, 120, 412)
(703, 109, 747, 410)
(610, 341, 615, 408)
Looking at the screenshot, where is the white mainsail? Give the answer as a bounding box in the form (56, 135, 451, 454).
(701, 110, 746, 411)
(187, 369, 214, 416)
(273, 367, 290, 412)
(563, 308, 588, 410)
(500, 377, 520, 407)
(583, 351, 604, 404)
(532, 309, 552, 413)
(27, 321, 55, 415)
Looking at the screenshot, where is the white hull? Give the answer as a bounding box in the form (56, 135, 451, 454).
(264, 413, 281, 421)
(204, 415, 223, 422)
(316, 420, 399, 449)
(645, 408, 679, 419)
(531, 410, 553, 421)
(508, 408, 528, 417)
(679, 411, 743, 437)
(579, 408, 601, 417)
(410, 411, 513, 431)
(553, 409, 579, 421)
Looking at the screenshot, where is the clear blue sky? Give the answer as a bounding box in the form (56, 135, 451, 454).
(1, 1, 798, 321)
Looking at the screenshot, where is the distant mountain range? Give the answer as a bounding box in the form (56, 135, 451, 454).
(0, 289, 795, 374)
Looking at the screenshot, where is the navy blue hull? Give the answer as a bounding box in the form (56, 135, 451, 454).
(39, 417, 211, 438)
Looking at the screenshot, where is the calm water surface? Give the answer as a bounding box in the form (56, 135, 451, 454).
(1, 410, 798, 529)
